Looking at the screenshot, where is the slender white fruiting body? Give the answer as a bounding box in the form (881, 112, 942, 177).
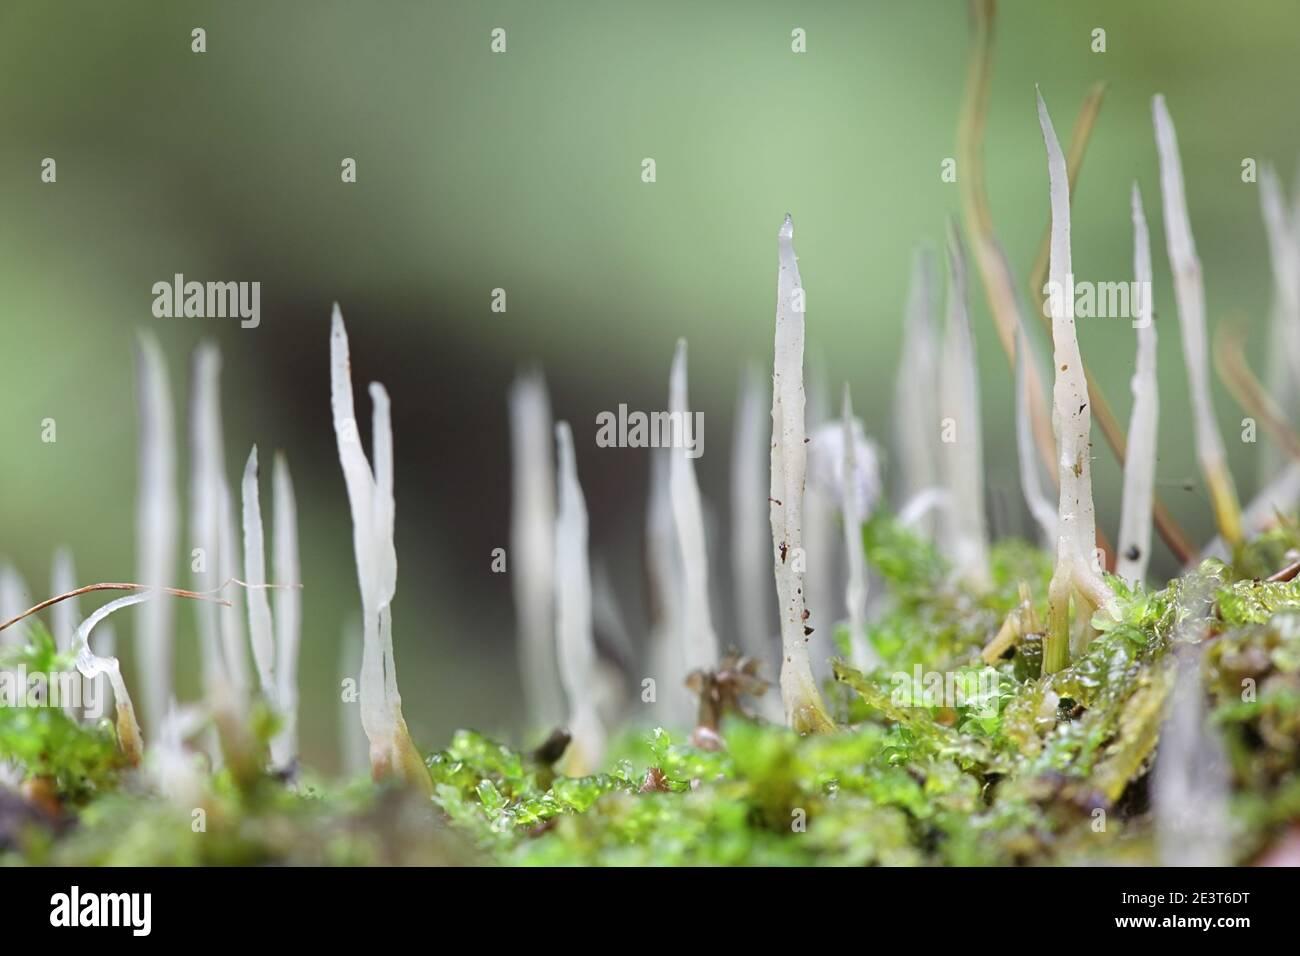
(731, 364, 771, 662)
(803, 362, 838, 673)
(1015, 326, 1056, 546)
(134, 334, 178, 741)
(894, 248, 943, 538)
(1154, 588, 1231, 866)
(645, 449, 691, 725)
(939, 225, 991, 588)
(271, 453, 301, 770)
(73, 593, 151, 765)
(189, 346, 238, 695)
(1117, 184, 1160, 587)
(1259, 165, 1300, 480)
(1152, 95, 1242, 547)
(1037, 91, 1117, 673)
(508, 371, 563, 729)
(241, 446, 276, 695)
(839, 386, 875, 670)
(552, 422, 605, 772)
(50, 549, 80, 717)
(667, 339, 720, 678)
(330, 306, 428, 792)
(770, 215, 832, 733)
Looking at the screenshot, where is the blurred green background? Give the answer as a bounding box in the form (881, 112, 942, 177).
(2, 0, 1297, 769)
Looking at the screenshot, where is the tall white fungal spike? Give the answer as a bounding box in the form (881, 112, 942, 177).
(1116, 184, 1160, 587)
(134, 334, 178, 741)
(893, 247, 943, 537)
(1037, 90, 1118, 674)
(189, 345, 238, 695)
(271, 453, 301, 770)
(552, 422, 605, 773)
(1259, 164, 1300, 480)
(1152, 95, 1242, 547)
(645, 448, 691, 724)
(241, 446, 276, 695)
(770, 215, 833, 733)
(508, 370, 563, 729)
(73, 593, 152, 765)
(939, 224, 991, 588)
(50, 549, 81, 717)
(330, 305, 429, 793)
(802, 360, 837, 674)
(731, 364, 772, 664)
(668, 339, 719, 678)
(1154, 589, 1232, 866)
(839, 385, 876, 670)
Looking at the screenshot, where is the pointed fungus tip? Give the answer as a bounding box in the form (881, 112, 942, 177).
(779, 214, 794, 239)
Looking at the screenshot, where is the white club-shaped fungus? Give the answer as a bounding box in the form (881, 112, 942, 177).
(271, 453, 301, 770)
(1037, 90, 1118, 673)
(241, 446, 276, 695)
(769, 215, 833, 733)
(330, 306, 429, 794)
(508, 370, 563, 729)
(893, 247, 943, 538)
(72, 593, 151, 765)
(730, 364, 772, 663)
(1116, 184, 1159, 587)
(134, 334, 179, 740)
(668, 339, 720, 677)
(838, 385, 876, 670)
(1152, 95, 1242, 547)
(938, 224, 991, 589)
(1259, 164, 1300, 480)
(552, 422, 606, 773)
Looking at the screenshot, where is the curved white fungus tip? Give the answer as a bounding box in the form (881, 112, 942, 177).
(74, 592, 152, 762)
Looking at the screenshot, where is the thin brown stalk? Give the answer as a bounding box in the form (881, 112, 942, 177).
(1215, 319, 1300, 462)
(0, 582, 232, 635)
(958, 0, 1056, 481)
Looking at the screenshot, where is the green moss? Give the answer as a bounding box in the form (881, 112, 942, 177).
(5, 517, 1300, 866)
